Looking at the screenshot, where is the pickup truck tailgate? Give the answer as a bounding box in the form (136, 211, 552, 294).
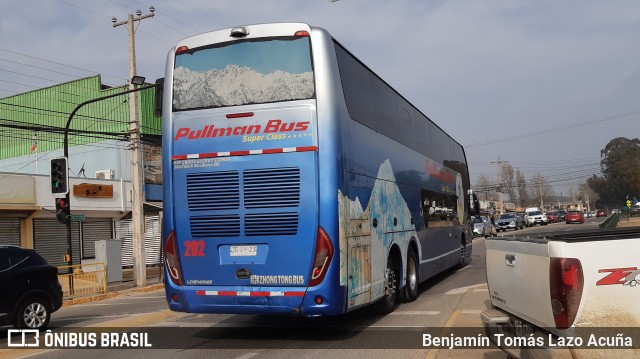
(486, 229, 640, 331)
(485, 238, 556, 329)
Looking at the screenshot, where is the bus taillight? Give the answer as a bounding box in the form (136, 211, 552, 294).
(309, 227, 334, 287)
(164, 230, 183, 286)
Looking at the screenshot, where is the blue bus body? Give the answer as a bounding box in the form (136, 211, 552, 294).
(161, 23, 472, 316)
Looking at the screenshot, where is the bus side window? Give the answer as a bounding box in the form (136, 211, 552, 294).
(421, 190, 430, 228)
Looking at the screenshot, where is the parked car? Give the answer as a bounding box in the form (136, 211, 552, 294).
(565, 210, 584, 224)
(630, 205, 640, 217)
(524, 210, 548, 227)
(495, 212, 524, 232)
(596, 209, 607, 217)
(545, 211, 560, 223)
(472, 216, 496, 238)
(0, 246, 63, 329)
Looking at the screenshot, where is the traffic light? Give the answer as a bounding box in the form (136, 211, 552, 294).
(50, 157, 69, 195)
(55, 198, 70, 223)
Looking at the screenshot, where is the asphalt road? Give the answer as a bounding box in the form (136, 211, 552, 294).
(1, 218, 609, 359)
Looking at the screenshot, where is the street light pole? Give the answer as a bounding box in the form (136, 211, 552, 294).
(112, 8, 155, 287)
(64, 84, 157, 286)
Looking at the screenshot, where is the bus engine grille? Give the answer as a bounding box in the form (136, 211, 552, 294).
(187, 171, 240, 211)
(243, 167, 300, 208)
(186, 167, 301, 237)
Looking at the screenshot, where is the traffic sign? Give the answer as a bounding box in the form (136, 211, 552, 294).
(69, 214, 86, 222)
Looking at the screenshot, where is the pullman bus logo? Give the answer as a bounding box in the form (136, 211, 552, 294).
(174, 119, 310, 141)
(425, 159, 455, 184)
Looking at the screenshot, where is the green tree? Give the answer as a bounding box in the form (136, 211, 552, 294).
(599, 137, 640, 206)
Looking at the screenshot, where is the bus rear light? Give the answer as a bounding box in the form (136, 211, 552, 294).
(294, 31, 310, 37)
(549, 257, 583, 329)
(309, 227, 334, 287)
(176, 46, 189, 54)
(226, 112, 254, 119)
(164, 230, 183, 286)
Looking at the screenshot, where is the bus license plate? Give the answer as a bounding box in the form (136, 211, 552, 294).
(230, 245, 257, 257)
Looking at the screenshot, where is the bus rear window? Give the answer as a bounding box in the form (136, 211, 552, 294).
(173, 36, 315, 111)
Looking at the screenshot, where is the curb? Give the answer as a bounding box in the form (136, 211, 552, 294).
(61, 283, 165, 307)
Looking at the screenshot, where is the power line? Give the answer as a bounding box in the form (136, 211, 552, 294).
(130, 0, 200, 34)
(466, 109, 640, 148)
(0, 48, 125, 83)
(56, 0, 112, 18)
(109, 0, 191, 37)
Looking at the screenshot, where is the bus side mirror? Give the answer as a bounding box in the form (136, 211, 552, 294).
(154, 78, 164, 117)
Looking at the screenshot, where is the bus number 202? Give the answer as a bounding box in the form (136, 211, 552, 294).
(184, 240, 205, 257)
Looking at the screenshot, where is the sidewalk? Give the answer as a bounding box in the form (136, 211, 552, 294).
(61, 268, 165, 307)
(617, 215, 640, 228)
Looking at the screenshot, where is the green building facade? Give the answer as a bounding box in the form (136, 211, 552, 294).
(0, 75, 160, 160)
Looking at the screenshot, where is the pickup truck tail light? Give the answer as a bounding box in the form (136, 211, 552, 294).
(549, 257, 583, 329)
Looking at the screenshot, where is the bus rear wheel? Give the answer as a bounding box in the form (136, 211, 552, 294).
(374, 256, 398, 314)
(403, 246, 419, 302)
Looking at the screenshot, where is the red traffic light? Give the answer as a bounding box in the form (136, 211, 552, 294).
(55, 197, 70, 223)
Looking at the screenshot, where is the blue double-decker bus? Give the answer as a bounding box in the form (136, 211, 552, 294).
(161, 23, 474, 316)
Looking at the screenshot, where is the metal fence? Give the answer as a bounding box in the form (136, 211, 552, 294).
(57, 262, 107, 298)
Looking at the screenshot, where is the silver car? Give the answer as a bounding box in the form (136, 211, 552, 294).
(495, 212, 524, 232)
(472, 216, 496, 238)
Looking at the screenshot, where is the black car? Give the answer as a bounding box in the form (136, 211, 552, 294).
(0, 246, 63, 329)
(557, 209, 567, 221)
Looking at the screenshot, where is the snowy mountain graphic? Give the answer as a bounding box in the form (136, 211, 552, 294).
(338, 160, 420, 308)
(173, 65, 315, 108)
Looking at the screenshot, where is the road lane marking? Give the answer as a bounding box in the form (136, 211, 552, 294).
(444, 283, 486, 295)
(234, 353, 258, 359)
(117, 295, 166, 299)
(389, 311, 440, 315)
(424, 310, 461, 359)
(443, 310, 460, 328)
(71, 299, 165, 306)
(55, 314, 133, 321)
(461, 310, 483, 315)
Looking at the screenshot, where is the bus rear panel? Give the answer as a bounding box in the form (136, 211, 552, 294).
(163, 23, 344, 315)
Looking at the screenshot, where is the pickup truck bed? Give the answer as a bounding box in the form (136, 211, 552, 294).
(481, 227, 640, 358)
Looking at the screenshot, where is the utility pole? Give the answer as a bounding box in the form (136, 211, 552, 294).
(491, 157, 508, 214)
(538, 180, 544, 209)
(112, 7, 155, 287)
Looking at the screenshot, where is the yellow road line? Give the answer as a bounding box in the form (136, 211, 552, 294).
(424, 309, 461, 359)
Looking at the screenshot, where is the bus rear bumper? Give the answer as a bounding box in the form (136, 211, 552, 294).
(165, 284, 346, 316)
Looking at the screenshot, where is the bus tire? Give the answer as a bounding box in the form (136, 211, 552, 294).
(403, 246, 419, 302)
(374, 256, 398, 314)
(457, 236, 469, 269)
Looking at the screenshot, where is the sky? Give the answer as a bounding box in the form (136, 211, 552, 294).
(0, 0, 639, 196)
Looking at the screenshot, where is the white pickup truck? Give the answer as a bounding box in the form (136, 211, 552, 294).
(481, 227, 640, 358)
